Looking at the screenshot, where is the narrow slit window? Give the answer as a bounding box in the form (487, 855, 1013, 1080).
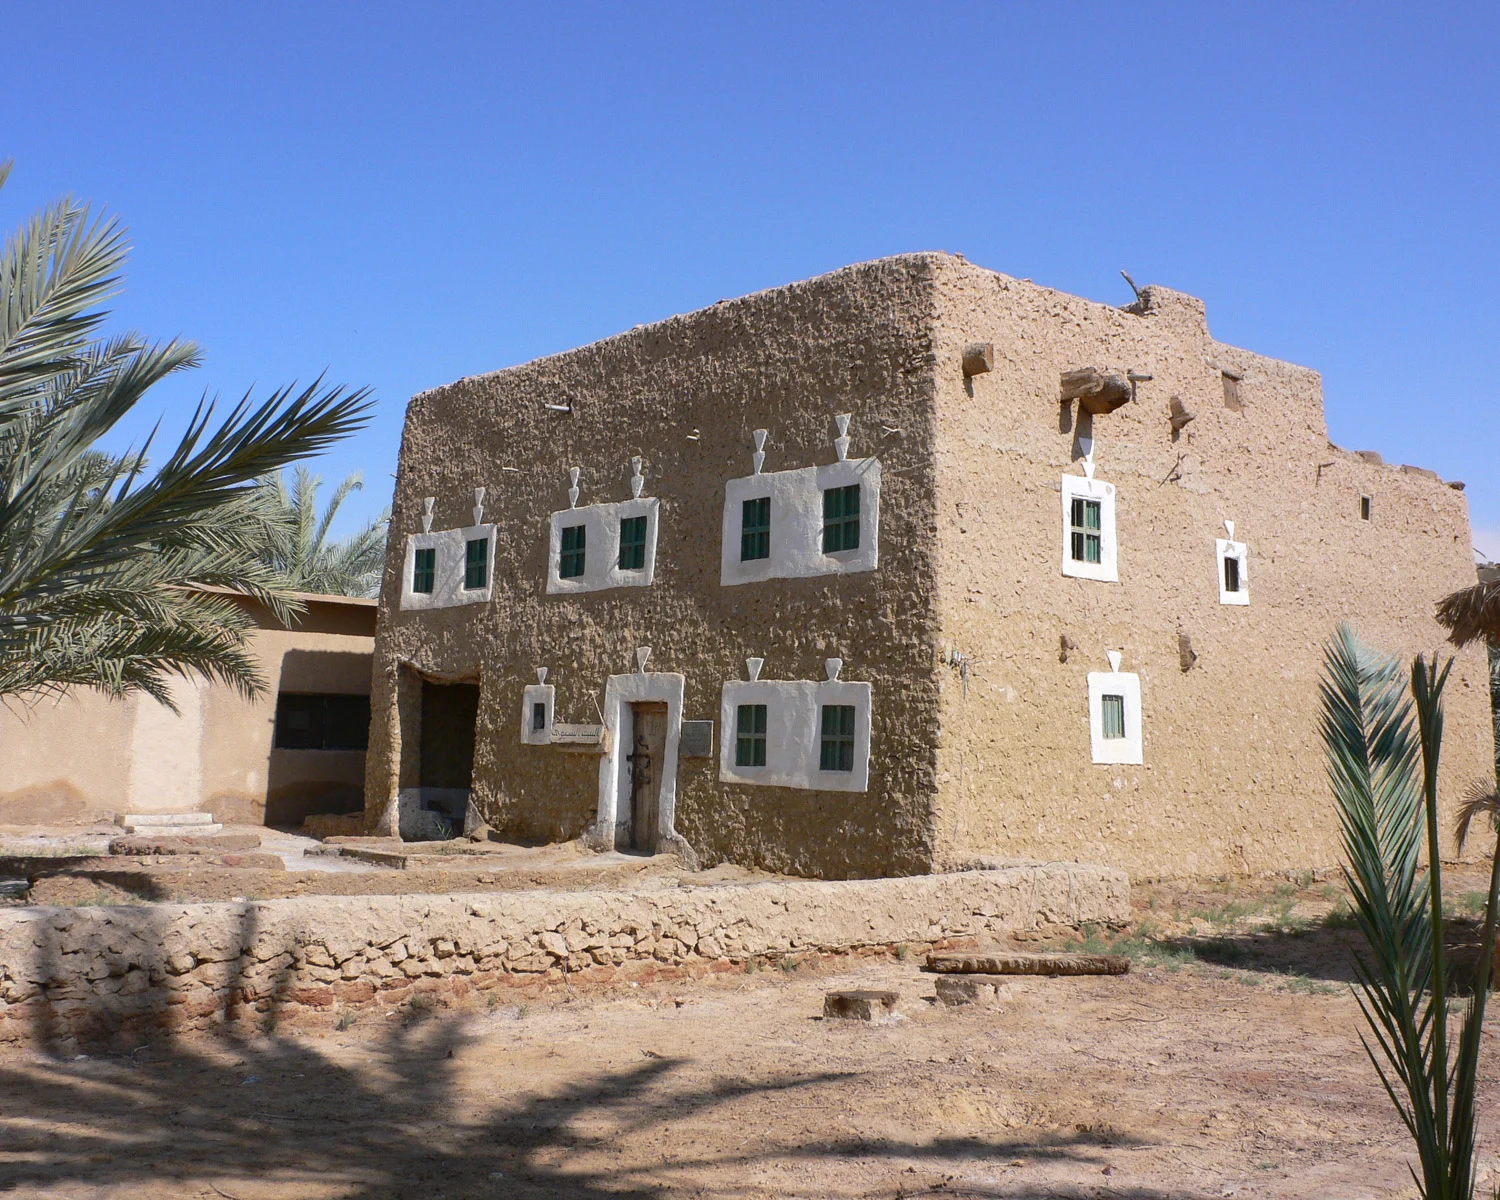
(618, 515, 647, 570)
(741, 497, 770, 561)
(1222, 371, 1243, 411)
(412, 547, 436, 594)
(532, 701, 546, 732)
(822, 484, 861, 553)
(560, 524, 586, 578)
(1069, 497, 1102, 564)
(1101, 694, 1126, 740)
(735, 703, 767, 767)
(1360, 495, 1372, 521)
(819, 704, 856, 771)
(463, 537, 488, 590)
(1223, 554, 1241, 594)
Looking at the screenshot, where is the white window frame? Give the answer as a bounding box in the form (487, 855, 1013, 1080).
(718, 678, 872, 792)
(595, 672, 685, 847)
(720, 459, 881, 586)
(1060, 474, 1118, 583)
(546, 497, 661, 595)
(1088, 670, 1142, 765)
(1216, 538, 1249, 605)
(400, 524, 497, 610)
(520, 683, 554, 744)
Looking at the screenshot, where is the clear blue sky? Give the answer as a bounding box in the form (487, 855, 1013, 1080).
(5, 3, 1497, 556)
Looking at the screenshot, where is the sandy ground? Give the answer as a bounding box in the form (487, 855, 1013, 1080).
(4, 872, 1500, 1198)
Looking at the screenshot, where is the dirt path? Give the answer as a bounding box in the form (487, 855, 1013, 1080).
(5, 871, 1500, 1199)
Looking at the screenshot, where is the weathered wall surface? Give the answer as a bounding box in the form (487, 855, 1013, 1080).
(0, 863, 1127, 1044)
(927, 258, 1495, 876)
(0, 596, 376, 826)
(368, 257, 946, 879)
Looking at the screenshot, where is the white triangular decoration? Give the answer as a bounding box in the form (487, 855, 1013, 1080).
(1106, 650, 1122, 672)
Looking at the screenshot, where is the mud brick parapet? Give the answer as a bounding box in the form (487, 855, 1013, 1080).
(0, 862, 1125, 1044)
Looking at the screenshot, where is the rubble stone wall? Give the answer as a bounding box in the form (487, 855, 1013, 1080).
(0, 863, 1125, 1044)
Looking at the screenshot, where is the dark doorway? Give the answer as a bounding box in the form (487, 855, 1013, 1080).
(420, 681, 479, 790)
(626, 701, 667, 852)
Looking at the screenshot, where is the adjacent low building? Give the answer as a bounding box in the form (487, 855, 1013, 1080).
(364, 253, 1495, 878)
(0, 591, 376, 828)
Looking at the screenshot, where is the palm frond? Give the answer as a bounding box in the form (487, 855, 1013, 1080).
(1435, 580, 1500, 649)
(0, 181, 372, 706)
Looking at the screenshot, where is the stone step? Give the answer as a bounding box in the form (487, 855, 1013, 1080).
(115, 812, 217, 829)
(121, 823, 223, 838)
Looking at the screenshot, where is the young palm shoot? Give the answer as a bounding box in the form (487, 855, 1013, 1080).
(1322, 625, 1496, 1199)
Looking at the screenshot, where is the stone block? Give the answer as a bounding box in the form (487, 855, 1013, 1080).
(823, 989, 899, 1022)
(934, 976, 1004, 1006)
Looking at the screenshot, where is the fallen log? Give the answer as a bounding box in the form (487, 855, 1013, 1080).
(925, 950, 1130, 977)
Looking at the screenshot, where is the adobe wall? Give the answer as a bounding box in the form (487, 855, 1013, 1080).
(0, 862, 1128, 1045)
(926, 257, 1495, 877)
(0, 597, 375, 827)
(367, 256, 947, 879)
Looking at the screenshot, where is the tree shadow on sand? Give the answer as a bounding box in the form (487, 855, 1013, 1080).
(0, 1011, 1209, 1199)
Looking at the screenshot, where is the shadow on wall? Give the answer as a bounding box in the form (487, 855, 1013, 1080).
(264, 648, 373, 828)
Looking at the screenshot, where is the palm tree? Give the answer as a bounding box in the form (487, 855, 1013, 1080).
(256, 466, 389, 597)
(0, 162, 372, 709)
(1321, 626, 1498, 1199)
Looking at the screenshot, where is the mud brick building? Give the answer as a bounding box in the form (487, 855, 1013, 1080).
(363, 253, 1494, 878)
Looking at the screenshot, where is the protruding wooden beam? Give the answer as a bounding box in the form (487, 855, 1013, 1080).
(1060, 367, 1132, 415)
(925, 950, 1130, 976)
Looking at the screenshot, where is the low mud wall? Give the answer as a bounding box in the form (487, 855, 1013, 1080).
(0, 862, 1127, 1044)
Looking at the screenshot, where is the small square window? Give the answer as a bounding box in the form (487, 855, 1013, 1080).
(1069, 497, 1102, 564)
(532, 701, 547, 732)
(1101, 694, 1126, 740)
(1223, 554, 1241, 594)
(560, 524, 586, 578)
(412, 547, 436, 594)
(1360, 495, 1372, 521)
(735, 703, 767, 767)
(619, 515, 647, 570)
(463, 537, 488, 590)
(819, 704, 856, 771)
(822, 484, 861, 553)
(274, 693, 371, 751)
(741, 497, 770, 561)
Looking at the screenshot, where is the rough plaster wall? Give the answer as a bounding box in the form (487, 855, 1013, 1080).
(0, 863, 1128, 1043)
(927, 257, 1496, 877)
(0, 611, 373, 826)
(366, 257, 946, 878)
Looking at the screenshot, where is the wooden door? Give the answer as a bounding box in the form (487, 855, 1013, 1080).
(628, 702, 668, 852)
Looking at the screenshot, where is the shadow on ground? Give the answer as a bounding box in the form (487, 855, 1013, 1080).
(0, 1012, 1207, 1199)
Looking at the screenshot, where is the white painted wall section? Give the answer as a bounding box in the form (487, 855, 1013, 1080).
(519, 684, 554, 744)
(1060, 473, 1118, 583)
(546, 497, 661, 594)
(1217, 537, 1249, 605)
(1087, 670, 1143, 765)
(595, 672, 684, 845)
(718, 678, 872, 792)
(720, 458, 880, 586)
(400, 524, 497, 610)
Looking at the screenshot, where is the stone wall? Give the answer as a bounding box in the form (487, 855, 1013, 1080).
(0, 863, 1126, 1045)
